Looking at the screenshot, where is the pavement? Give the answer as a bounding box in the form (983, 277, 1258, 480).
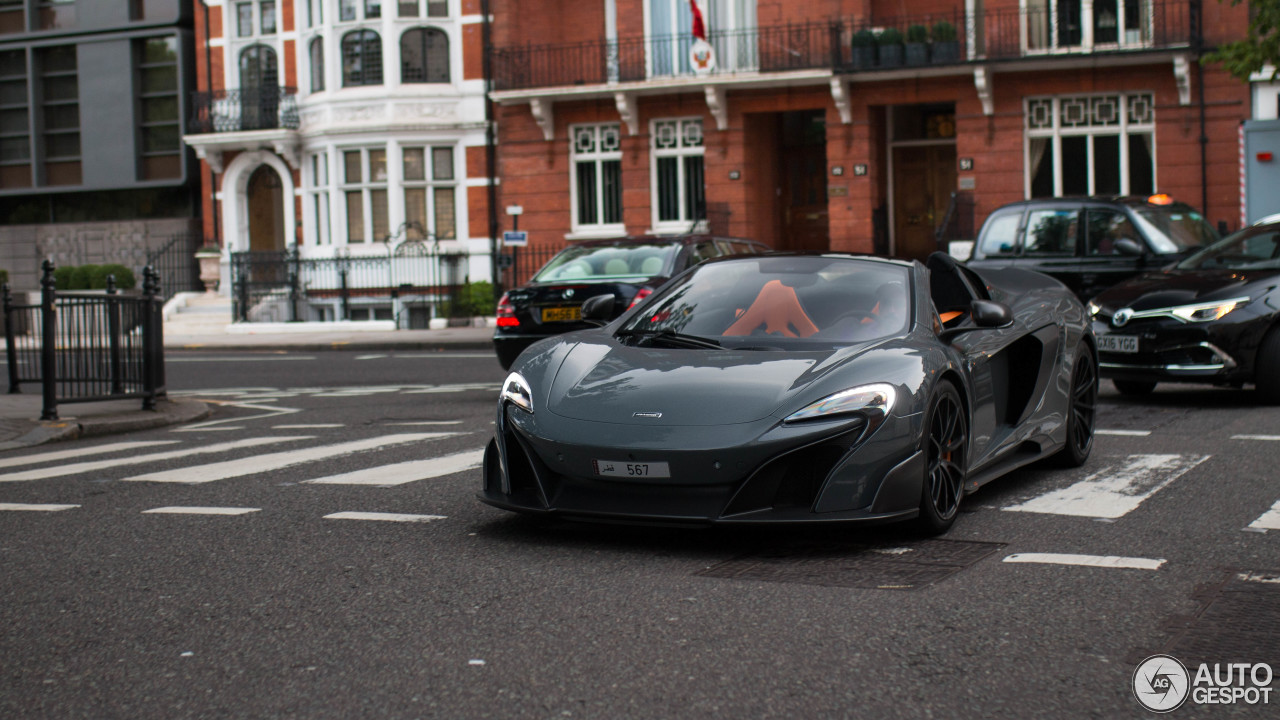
(0, 324, 496, 452)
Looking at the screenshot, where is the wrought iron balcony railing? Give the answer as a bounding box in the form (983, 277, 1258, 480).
(491, 1, 1196, 91)
(188, 87, 300, 134)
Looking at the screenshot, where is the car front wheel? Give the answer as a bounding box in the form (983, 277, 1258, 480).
(916, 380, 967, 535)
(1051, 344, 1098, 468)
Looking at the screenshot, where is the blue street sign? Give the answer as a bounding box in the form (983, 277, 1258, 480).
(503, 230, 528, 247)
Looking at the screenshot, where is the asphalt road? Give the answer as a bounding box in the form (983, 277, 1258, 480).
(0, 349, 1276, 719)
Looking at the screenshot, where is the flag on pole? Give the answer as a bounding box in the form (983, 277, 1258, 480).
(689, 0, 707, 41)
(689, 1, 714, 74)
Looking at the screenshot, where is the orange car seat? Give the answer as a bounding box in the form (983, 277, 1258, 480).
(723, 280, 819, 338)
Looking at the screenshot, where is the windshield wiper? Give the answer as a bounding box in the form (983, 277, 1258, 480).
(616, 329, 722, 350)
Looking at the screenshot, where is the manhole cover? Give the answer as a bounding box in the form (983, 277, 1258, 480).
(697, 538, 1006, 590)
(1155, 570, 1280, 666)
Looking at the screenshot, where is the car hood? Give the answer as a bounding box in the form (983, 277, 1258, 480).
(539, 335, 920, 426)
(1093, 268, 1275, 311)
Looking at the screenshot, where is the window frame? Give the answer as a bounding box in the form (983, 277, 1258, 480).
(340, 147, 390, 243)
(1024, 92, 1156, 199)
(649, 116, 706, 233)
(307, 151, 332, 246)
(569, 123, 625, 236)
(341, 29, 384, 87)
(400, 26, 450, 84)
(0, 47, 31, 188)
(401, 144, 458, 241)
(38, 44, 80, 186)
(135, 36, 182, 181)
(308, 37, 325, 92)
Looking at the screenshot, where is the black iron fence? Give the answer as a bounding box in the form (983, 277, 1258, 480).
(230, 245, 470, 324)
(189, 87, 300, 133)
(3, 262, 166, 421)
(146, 233, 202, 303)
(493, 2, 1197, 89)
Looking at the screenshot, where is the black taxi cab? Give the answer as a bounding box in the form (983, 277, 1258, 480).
(966, 195, 1219, 300)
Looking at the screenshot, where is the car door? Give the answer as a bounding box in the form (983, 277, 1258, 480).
(1017, 206, 1085, 296)
(1078, 206, 1145, 299)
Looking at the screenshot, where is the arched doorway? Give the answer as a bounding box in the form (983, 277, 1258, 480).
(246, 164, 286, 253)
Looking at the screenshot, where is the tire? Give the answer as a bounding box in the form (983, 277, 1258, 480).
(1256, 328, 1280, 404)
(915, 380, 967, 535)
(1051, 345, 1098, 468)
(1113, 379, 1156, 396)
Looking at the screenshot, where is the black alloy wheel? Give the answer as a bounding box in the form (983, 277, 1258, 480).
(1053, 346, 1098, 467)
(918, 380, 967, 534)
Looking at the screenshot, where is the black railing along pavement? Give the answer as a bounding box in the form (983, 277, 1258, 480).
(189, 86, 300, 133)
(4, 261, 166, 421)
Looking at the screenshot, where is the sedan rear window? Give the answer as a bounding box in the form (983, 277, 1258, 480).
(533, 243, 678, 282)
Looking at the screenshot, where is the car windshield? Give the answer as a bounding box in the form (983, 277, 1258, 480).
(1131, 204, 1218, 253)
(1176, 225, 1280, 270)
(532, 243, 677, 282)
(620, 256, 912, 349)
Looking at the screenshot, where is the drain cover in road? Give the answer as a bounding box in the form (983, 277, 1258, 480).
(1156, 570, 1280, 665)
(697, 538, 1006, 590)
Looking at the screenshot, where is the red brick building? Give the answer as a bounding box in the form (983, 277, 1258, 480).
(489, 0, 1250, 272)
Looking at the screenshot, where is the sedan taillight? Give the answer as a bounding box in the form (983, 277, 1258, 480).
(628, 287, 653, 310)
(496, 293, 519, 328)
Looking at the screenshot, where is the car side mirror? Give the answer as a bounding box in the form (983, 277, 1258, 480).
(1113, 238, 1145, 257)
(939, 300, 1014, 342)
(581, 294, 615, 325)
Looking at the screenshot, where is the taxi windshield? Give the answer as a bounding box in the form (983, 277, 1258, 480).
(1131, 204, 1218, 253)
(621, 256, 912, 349)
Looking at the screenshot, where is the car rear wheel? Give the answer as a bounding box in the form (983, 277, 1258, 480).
(1256, 328, 1280, 404)
(916, 380, 967, 535)
(1113, 379, 1156, 396)
(1051, 345, 1098, 468)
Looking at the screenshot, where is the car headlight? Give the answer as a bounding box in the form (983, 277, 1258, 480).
(501, 372, 534, 414)
(1087, 301, 1103, 317)
(1168, 297, 1249, 323)
(785, 383, 896, 424)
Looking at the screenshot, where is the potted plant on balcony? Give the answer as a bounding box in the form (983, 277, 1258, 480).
(876, 27, 904, 68)
(931, 20, 960, 64)
(850, 29, 876, 70)
(905, 24, 930, 66)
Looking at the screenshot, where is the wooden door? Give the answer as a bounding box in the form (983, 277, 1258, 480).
(247, 165, 285, 253)
(783, 143, 829, 252)
(892, 145, 957, 262)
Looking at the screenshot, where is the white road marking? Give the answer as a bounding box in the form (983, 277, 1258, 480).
(323, 511, 446, 523)
(124, 433, 456, 484)
(1232, 434, 1280, 441)
(404, 384, 500, 394)
(0, 503, 79, 512)
(0, 437, 311, 482)
(356, 354, 388, 360)
(388, 421, 463, 426)
(1238, 572, 1280, 584)
(273, 424, 344, 429)
(1003, 454, 1210, 519)
(1095, 429, 1152, 437)
(0, 441, 178, 470)
(396, 353, 497, 359)
(166, 356, 315, 362)
(305, 449, 485, 486)
(172, 399, 300, 431)
(142, 506, 260, 516)
(1003, 553, 1165, 570)
(1247, 500, 1280, 532)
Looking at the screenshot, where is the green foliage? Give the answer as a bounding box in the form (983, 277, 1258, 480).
(1203, 0, 1280, 82)
(69, 264, 97, 291)
(851, 29, 876, 47)
(932, 20, 957, 43)
(53, 265, 75, 289)
(906, 24, 928, 44)
(90, 264, 136, 290)
(0, 268, 9, 287)
(462, 281, 496, 316)
(877, 27, 903, 45)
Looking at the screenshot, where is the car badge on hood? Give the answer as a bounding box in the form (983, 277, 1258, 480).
(633, 411, 663, 419)
(563, 289, 575, 299)
(1112, 308, 1133, 327)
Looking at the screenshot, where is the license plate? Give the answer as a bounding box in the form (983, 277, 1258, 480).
(1098, 334, 1139, 353)
(593, 459, 671, 479)
(541, 306, 581, 323)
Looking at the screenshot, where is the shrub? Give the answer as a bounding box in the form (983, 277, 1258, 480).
(464, 281, 496, 317)
(932, 20, 957, 42)
(69, 264, 97, 291)
(53, 266, 75, 289)
(906, 24, 928, 43)
(91, 264, 136, 290)
(851, 29, 876, 47)
(877, 27, 903, 45)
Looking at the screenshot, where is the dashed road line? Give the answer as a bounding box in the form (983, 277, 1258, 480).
(388, 421, 464, 426)
(1232, 434, 1280, 441)
(0, 503, 79, 512)
(273, 424, 344, 429)
(0, 441, 178, 470)
(305, 449, 485, 486)
(323, 511, 446, 523)
(1095, 429, 1152, 437)
(1003, 454, 1210, 519)
(1247, 500, 1280, 532)
(1003, 553, 1166, 570)
(142, 506, 260, 516)
(0, 437, 312, 482)
(123, 433, 456, 484)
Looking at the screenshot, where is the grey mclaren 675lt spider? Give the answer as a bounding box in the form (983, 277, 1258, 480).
(480, 252, 1097, 534)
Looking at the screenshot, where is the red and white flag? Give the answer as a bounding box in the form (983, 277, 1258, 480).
(689, 1, 715, 74)
(690, 0, 707, 41)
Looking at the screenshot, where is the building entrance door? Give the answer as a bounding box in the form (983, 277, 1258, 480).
(247, 164, 286, 253)
(780, 110, 828, 252)
(892, 144, 956, 262)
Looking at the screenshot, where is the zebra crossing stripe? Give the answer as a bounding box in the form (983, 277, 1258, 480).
(1248, 500, 1280, 532)
(0, 503, 79, 512)
(0, 437, 312, 482)
(323, 511, 446, 523)
(142, 506, 260, 516)
(123, 433, 456, 484)
(305, 449, 485, 486)
(0, 441, 179, 470)
(1003, 454, 1210, 519)
(1003, 553, 1165, 570)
